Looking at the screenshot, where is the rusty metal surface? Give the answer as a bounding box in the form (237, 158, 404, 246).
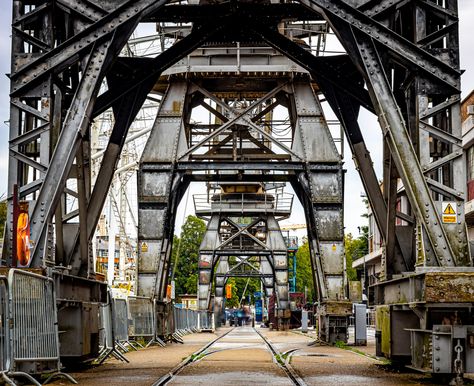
(0, 268, 44, 276)
(319, 301, 352, 316)
(423, 272, 474, 303)
(373, 271, 474, 305)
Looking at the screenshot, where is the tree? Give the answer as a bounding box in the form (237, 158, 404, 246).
(223, 277, 240, 308)
(295, 241, 316, 302)
(222, 277, 256, 307)
(172, 215, 207, 296)
(344, 230, 368, 282)
(294, 233, 368, 302)
(223, 276, 261, 308)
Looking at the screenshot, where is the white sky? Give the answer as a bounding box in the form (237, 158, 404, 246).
(0, 1, 473, 239)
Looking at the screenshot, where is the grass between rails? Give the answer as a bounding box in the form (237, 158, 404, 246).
(190, 352, 207, 362)
(274, 351, 291, 366)
(335, 340, 391, 364)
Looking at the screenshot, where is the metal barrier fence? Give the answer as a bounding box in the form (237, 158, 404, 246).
(9, 270, 58, 373)
(2, 269, 76, 385)
(155, 300, 174, 343)
(112, 298, 129, 343)
(198, 310, 215, 331)
(128, 296, 155, 345)
(95, 295, 214, 363)
(97, 293, 128, 364)
(111, 297, 141, 352)
(171, 307, 214, 342)
(98, 301, 112, 359)
(188, 308, 198, 332)
(173, 307, 198, 336)
(1, 273, 213, 378)
(0, 276, 8, 374)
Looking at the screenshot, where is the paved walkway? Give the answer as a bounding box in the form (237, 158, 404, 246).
(168, 326, 291, 385)
(49, 330, 230, 386)
(49, 326, 474, 386)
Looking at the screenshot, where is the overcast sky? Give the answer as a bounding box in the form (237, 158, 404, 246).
(0, 1, 472, 237)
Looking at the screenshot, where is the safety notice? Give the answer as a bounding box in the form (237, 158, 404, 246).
(441, 202, 457, 223)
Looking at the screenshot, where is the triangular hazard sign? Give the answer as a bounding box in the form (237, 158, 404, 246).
(443, 203, 456, 215)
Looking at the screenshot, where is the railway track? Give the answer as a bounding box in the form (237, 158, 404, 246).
(254, 328, 307, 386)
(152, 327, 235, 386)
(153, 326, 306, 386)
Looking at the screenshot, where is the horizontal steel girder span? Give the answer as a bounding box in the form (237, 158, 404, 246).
(213, 251, 272, 256)
(215, 273, 275, 278)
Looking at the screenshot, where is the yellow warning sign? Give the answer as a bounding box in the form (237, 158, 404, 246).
(441, 202, 457, 224)
(443, 203, 456, 215)
(141, 242, 148, 253)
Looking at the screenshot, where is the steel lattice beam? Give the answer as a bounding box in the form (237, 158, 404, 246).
(10, 0, 171, 96)
(299, 0, 460, 90)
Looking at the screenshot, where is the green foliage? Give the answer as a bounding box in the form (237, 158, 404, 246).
(294, 241, 315, 302)
(344, 228, 369, 282)
(274, 353, 285, 366)
(284, 230, 369, 303)
(0, 200, 6, 241)
(335, 340, 347, 348)
(170, 234, 180, 281)
(223, 277, 240, 308)
(224, 276, 260, 308)
(172, 215, 206, 296)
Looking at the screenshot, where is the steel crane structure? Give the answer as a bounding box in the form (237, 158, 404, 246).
(193, 183, 294, 328)
(4, 0, 474, 379)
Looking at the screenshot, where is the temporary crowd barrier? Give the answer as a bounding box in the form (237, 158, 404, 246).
(0, 269, 76, 386)
(112, 298, 134, 351)
(96, 292, 129, 364)
(0, 276, 8, 378)
(128, 296, 163, 347)
(98, 295, 215, 358)
(0, 270, 213, 384)
(154, 300, 174, 344)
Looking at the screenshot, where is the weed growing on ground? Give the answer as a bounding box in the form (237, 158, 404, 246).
(335, 340, 347, 349)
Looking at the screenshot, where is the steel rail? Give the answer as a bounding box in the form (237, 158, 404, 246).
(254, 327, 307, 386)
(152, 327, 236, 386)
(154, 326, 306, 386)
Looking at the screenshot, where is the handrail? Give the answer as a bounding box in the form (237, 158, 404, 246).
(193, 192, 294, 213)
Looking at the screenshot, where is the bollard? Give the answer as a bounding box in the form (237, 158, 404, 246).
(354, 304, 367, 346)
(301, 310, 309, 333)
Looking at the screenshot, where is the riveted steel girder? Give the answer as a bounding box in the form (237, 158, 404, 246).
(299, 0, 460, 90)
(347, 30, 461, 267)
(138, 81, 191, 297)
(28, 34, 131, 266)
(290, 80, 346, 301)
(10, 0, 171, 97)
